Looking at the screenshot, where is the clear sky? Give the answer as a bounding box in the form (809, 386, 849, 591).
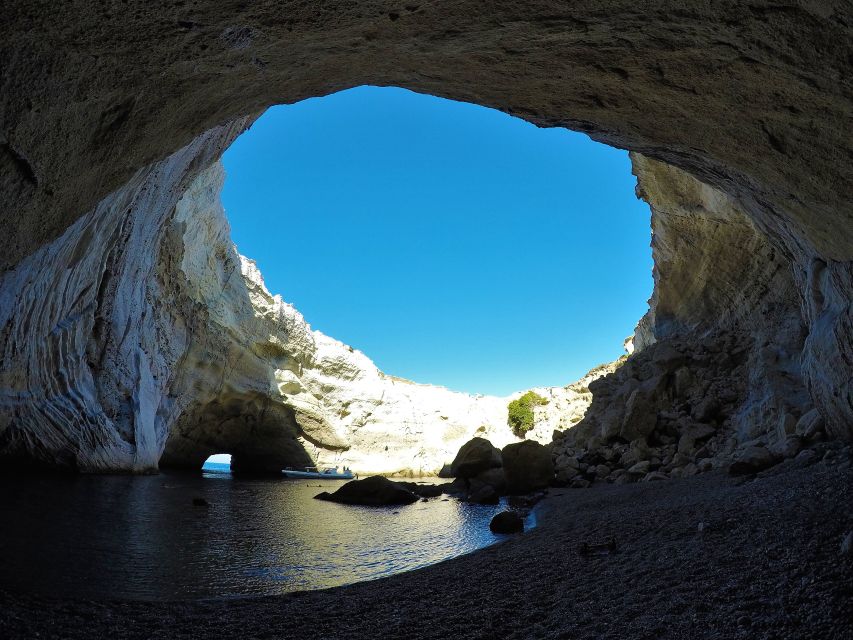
(221, 86, 652, 396)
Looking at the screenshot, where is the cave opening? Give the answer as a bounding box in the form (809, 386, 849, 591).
(202, 453, 232, 473)
(219, 85, 654, 397)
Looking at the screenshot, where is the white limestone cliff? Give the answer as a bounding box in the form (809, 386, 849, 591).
(162, 160, 615, 475)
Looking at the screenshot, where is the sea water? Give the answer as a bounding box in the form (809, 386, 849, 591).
(0, 464, 530, 600)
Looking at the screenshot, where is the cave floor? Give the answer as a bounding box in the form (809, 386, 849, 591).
(1, 456, 851, 640)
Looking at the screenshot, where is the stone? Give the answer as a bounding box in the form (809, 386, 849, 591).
(606, 469, 627, 483)
(594, 464, 611, 479)
(627, 460, 651, 475)
(728, 447, 780, 476)
(652, 343, 686, 370)
(443, 477, 469, 498)
(554, 466, 580, 485)
(841, 531, 852, 556)
(793, 449, 819, 468)
(777, 412, 798, 439)
(314, 476, 419, 506)
(621, 388, 657, 440)
(774, 435, 803, 459)
(673, 367, 693, 396)
(501, 441, 554, 494)
(691, 398, 720, 424)
(677, 423, 716, 454)
(570, 477, 592, 489)
(469, 467, 508, 495)
(795, 409, 826, 440)
(396, 482, 444, 498)
(620, 439, 653, 467)
(449, 437, 502, 479)
(697, 459, 713, 473)
(468, 484, 500, 505)
(642, 471, 669, 482)
(489, 511, 524, 534)
(672, 452, 692, 467)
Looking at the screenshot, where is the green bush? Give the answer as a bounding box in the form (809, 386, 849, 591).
(507, 391, 548, 438)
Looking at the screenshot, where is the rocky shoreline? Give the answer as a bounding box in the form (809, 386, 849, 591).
(2, 454, 850, 640)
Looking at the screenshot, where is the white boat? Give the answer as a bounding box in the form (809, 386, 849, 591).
(281, 466, 356, 480)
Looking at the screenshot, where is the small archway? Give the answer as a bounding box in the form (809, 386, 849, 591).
(202, 453, 232, 473)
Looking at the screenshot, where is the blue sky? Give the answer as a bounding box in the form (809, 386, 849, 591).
(221, 86, 652, 396)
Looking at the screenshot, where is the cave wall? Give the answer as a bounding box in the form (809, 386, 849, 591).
(1, 2, 851, 471)
(3, 2, 851, 265)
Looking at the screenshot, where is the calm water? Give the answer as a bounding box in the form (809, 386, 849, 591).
(0, 464, 530, 600)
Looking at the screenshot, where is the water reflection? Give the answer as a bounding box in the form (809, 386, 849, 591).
(0, 467, 530, 600)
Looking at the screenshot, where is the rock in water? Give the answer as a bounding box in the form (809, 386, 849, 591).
(395, 481, 443, 498)
(449, 437, 502, 478)
(502, 441, 554, 493)
(314, 476, 419, 506)
(468, 484, 500, 505)
(489, 511, 524, 534)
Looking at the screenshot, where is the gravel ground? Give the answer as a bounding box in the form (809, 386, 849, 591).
(1, 455, 851, 640)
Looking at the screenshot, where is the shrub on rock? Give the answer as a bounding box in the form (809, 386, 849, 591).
(507, 391, 548, 438)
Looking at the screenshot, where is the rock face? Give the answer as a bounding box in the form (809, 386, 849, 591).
(1, 3, 852, 473)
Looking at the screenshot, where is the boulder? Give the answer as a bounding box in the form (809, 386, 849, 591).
(621, 388, 657, 440)
(315, 476, 419, 506)
(691, 397, 720, 423)
(620, 438, 653, 467)
(468, 484, 500, 505)
(793, 448, 820, 467)
(643, 471, 669, 482)
(627, 460, 651, 475)
(773, 435, 803, 459)
(396, 481, 444, 498)
(469, 467, 507, 495)
(554, 454, 581, 484)
(502, 440, 554, 493)
(795, 409, 826, 440)
(443, 477, 469, 498)
(697, 459, 713, 473)
(449, 437, 502, 479)
(677, 423, 716, 454)
(489, 511, 524, 534)
(652, 342, 686, 369)
(728, 446, 780, 476)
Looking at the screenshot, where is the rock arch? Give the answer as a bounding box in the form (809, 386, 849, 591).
(1, 2, 851, 472)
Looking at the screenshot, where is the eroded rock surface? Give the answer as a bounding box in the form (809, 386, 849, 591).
(1, 3, 851, 474)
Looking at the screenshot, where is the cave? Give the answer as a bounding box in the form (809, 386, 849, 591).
(1, 2, 851, 637)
